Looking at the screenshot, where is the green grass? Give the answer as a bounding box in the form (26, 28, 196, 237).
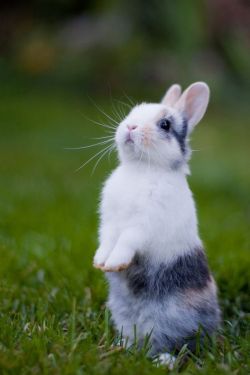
(0, 86, 249, 374)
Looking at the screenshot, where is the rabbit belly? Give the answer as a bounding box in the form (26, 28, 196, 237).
(106, 249, 221, 354)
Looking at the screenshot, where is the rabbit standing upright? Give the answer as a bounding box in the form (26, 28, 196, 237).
(94, 82, 221, 364)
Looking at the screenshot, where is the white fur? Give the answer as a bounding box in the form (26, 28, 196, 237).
(154, 352, 176, 369)
(94, 82, 209, 270)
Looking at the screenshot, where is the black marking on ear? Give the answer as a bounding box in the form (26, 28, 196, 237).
(171, 117, 188, 154)
(126, 248, 211, 298)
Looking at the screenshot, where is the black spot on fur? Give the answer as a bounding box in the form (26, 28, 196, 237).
(171, 118, 188, 154)
(170, 159, 183, 170)
(196, 304, 221, 332)
(154, 332, 199, 354)
(158, 116, 188, 155)
(126, 248, 211, 298)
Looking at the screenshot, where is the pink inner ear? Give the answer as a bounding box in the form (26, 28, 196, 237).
(175, 82, 209, 130)
(185, 85, 206, 122)
(167, 87, 181, 106)
(162, 84, 181, 106)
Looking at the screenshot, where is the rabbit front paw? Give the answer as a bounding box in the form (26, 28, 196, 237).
(101, 250, 134, 272)
(93, 246, 112, 269)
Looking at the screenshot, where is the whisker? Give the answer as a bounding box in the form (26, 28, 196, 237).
(92, 135, 115, 140)
(81, 113, 116, 131)
(112, 98, 127, 120)
(116, 103, 126, 120)
(108, 144, 116, 161)
(110, 100, 123, 123)
(114, 99, 132, 111)
(90, 118, 116, 130)
(87, 96, 120, 126)
(65, 138, 113, 150)
(91, 144, 115, 175)
(108, 89, 124, 124)
(107, 85, 122, 122)
(75, 144, 113, 172)
(111, 108, 123, 123)
(122, 91, 136, 106)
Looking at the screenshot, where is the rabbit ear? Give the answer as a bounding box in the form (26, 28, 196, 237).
(175, 82, 210, 133)
(161, 84, 182, 106)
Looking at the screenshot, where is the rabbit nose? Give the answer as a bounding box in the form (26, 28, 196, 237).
(127, 125, 137, 131)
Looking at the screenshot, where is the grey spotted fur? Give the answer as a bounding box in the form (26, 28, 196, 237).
(106, 248, 221, 355)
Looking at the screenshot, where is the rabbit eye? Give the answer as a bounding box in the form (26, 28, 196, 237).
(158, 118, 171, 132)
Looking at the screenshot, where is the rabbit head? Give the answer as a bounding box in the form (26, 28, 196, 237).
(115, 82, 210, 171)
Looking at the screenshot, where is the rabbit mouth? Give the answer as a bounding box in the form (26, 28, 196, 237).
(125, 139, 134, 144)
(125, 133, 134, 144)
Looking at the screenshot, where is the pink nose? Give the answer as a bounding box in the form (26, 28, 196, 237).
(127, 125, 137, 131)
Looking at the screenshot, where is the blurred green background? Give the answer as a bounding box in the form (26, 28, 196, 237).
(1, 0, 250, 99)
(0, 1, 249, 374)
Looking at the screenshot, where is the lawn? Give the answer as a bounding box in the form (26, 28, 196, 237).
(0, 85, 249, 374)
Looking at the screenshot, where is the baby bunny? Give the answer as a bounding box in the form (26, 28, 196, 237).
(93, 82, 221, 364)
